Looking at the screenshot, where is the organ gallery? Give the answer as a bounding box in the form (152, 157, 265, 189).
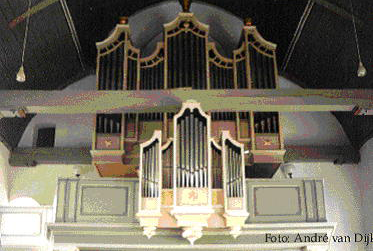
(90, 5, 287, 244)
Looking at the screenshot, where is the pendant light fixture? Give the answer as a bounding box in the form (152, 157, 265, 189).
(16, 0, 32, 82)
(349, 0, 367, 77)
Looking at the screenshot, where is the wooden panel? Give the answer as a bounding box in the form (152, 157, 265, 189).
(212, 189, 224, 206)
(96, 134, 121, 150)
(211, 121, 236, 139)
(167, 118, 173, 138)
(66, 180, 78, 222)
(75, 179, 136, 223)
(254, 187, 301, 215)
(239, 119, 250, 139)
(247, 179, 307, 223)
(304, 180, 317, 222)
(315, 180, 327, 222)
(55, 179, 67, 222)
(227, 197, 244, 210)
(123, 142, 139, 155)
(176, 188, 208, 206)
(255, 134, 280, 150)
(124, 115, 137, 139)
(161, 189, 173, 206)
(133, 181, 139, 221)
(138, 121, 163, 141)
(246, 179, 327, 223)
(95, 163, 137, 177)
(251, 152, 285, 163)
(141, 198, 158, 210)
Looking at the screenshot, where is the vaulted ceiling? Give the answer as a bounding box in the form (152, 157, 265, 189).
(0, 0, 372, 149)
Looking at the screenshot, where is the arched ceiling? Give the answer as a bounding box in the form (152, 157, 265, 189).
(0, 0, 372, 149)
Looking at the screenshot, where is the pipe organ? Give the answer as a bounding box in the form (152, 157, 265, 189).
(136, 101, 248, 243)
(90, 8, 286, 244)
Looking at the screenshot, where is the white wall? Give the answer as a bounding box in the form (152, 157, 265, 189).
(18, 75, 96, 148)
(6, 164, 99, 205)
(289, 162, 365, 251)
(0, 142, 10, 205)
(278, 77, 350, 146)
(359, 138, 373, 251)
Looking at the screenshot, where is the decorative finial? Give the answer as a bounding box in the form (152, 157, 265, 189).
(143, 226, 156, 239)
(119, 16, 128, 24)
(179, 0, 191, 12)
(244, 17, 253, 26)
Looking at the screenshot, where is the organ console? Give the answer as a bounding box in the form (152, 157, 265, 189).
(90, 6, 286, 244)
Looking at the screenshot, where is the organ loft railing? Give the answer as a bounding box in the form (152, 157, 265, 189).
(136, 101, 248, 244)
(90, 4, 286, 245)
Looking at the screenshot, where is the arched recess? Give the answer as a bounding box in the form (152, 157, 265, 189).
(128, 1, 242, 57)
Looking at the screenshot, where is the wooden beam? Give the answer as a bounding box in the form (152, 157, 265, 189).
(0, 89, 372, 114)
(9, 147, 91, 166)
(284, 145, 360, 164)
(8, 145, 360, 167)
(313, 0, 365, 27)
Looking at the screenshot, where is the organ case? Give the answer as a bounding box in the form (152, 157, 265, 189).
(136, 100, 249, 243)
(91, 12, 285, 180)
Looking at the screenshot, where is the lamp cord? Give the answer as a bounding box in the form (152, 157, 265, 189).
(21, 0, 32, 65)
(349, 0, 362, 62)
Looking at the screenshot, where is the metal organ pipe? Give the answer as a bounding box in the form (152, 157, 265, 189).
(183, 33, 188, 88)
(169, 32, 208, 89)
(162, 142, 173, 189)
(190, 33, 195, 88)
(262, 54, 268, 89)
(177, 35, 182, 88)
(190, 112, 194, 187)
(185, 115, 190, 187)
(176, 110, 209, 188)
(195, 36, 201, 89)
(204, 120, 208, 187)
(172, 36, 178, 88)
(196, 114, 200, 187)
(199, 120, 204, 187)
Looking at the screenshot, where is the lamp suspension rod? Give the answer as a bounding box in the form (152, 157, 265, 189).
(349, 0, 362, 62)
(21, 0, 32, 65)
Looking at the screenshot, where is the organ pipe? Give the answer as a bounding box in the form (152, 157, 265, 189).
(96, 114, 122, 134)
(223, 135, 244, 198)
(175, 106, 209, 188)
(140, 132, 161, 198)
(254, 112, 279, 133)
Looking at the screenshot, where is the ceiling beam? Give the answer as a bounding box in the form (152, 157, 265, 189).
(312, 0, 364, 26)
(9, 145, 360, 167)
(9, 147, 91, 166)
(284, 145, 360, 164)
(0, 89, 372, 114)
